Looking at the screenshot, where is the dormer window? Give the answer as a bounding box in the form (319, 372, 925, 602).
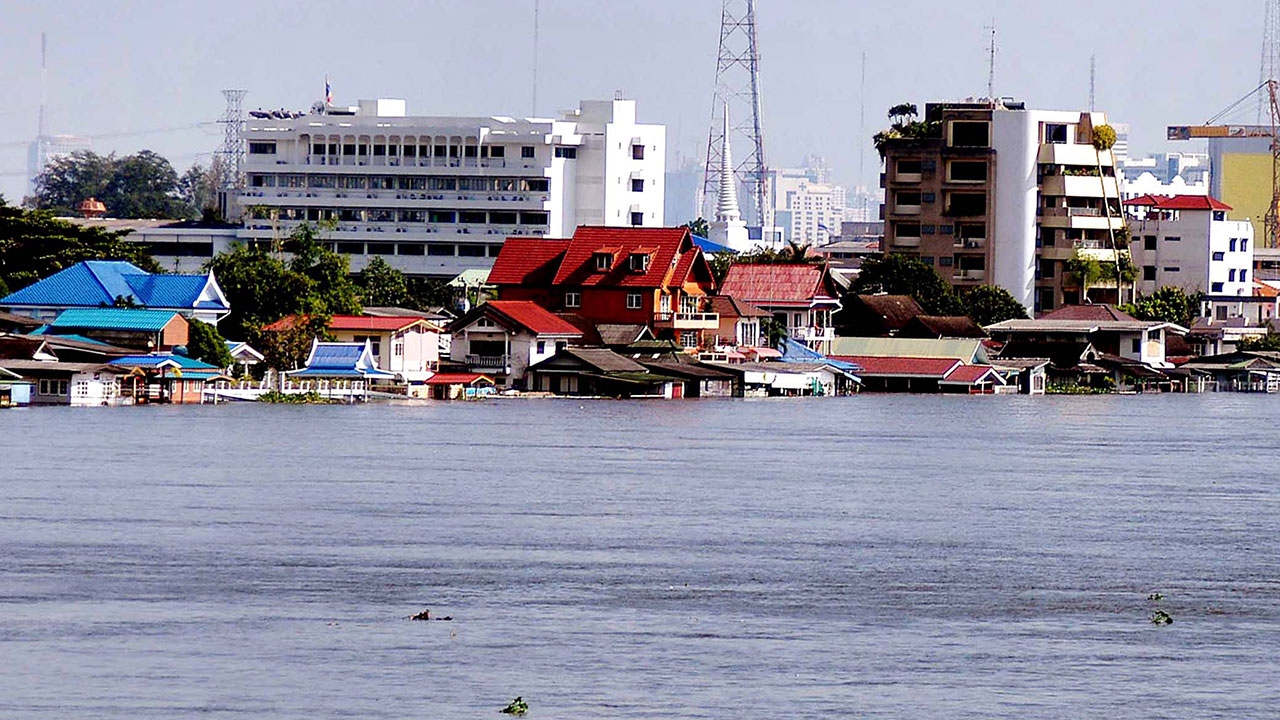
(628, 252, 651, 272)
(594, 252, 613, 271)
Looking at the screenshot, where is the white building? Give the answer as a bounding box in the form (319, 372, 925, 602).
(237, 97, 665, 277)
(1126, 194, 1254, 299)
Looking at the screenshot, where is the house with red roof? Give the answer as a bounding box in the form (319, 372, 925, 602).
(447, 300, 585, 388)
(1124, 193, 1254, 306)
(264, 314, 445, 381)
(487, 227, 717, 349)
(717, 263, 843, 353)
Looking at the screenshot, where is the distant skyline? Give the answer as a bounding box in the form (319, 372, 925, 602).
(0, 0, 1270, 206)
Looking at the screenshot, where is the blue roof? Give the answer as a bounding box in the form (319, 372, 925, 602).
(109, 353, 224, 377)
(51, 308, 182, 332)
(778, 337, 862, 372)
(1, 261, 227, 311)
(691, 234, 738, 255)
(287, 342, 395, 379)
(28, 328, 112, 345)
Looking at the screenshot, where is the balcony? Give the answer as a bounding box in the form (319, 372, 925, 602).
(893, 204, 922, 216)
(895, 171, 923, 184)
(465, 354, 509, 369)
(954, 238, 986, 249)
(792, 326, 835, 343)
(653, 312, 720, 330)
(891, 236, 921, 248)
(1040, 175, 1120, 199)
(953, 269, 986, 281)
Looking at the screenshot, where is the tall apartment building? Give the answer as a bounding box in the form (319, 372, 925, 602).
(880, 100, 1125, 314)
(237, 97, 665, 277)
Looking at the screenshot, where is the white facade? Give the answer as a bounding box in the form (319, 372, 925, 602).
(449, 319, 573, 388)
(770, 160, 850, 244)
(1121, 172, 1208, 202)
(1129, 209, 1254, 298)
(237, 98, 664, 277)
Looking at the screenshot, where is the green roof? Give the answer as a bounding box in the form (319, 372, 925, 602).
(50, 308, 183, 332)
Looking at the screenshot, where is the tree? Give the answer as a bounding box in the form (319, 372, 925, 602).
(0, 198, 160, 293)
(356, 256, 410, 307)
(28, 149, 189, 219)
(259, 314, 333, 371)
(1065, 251, 1103, 302)
(177, 159, 224, 221)
(845, 253, 964, 315)
(685, 218, 710, 237)
(406, 276, 457, 312)
(962, 285, 1028, 326)
(1238, 333, 1280, 351)
(887, 103, 918, 124)
(873, 102, 942, 159)
(1122, 286, 1202, 328)
(186, 318, 234, 368)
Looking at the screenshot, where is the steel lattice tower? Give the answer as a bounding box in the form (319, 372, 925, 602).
(219, 89, 247, 192)
(1260, 0, 1280, 123)
(700, 0, 770, 237)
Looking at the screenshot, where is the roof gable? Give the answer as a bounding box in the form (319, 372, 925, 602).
(552, 226, 695, 288)
(454, 300, 584, 337)
(0, 260, 225, 311)
(719, 264, 836, 305)
(1040, 304, 1139, 322)
(488, 238, 571, 286)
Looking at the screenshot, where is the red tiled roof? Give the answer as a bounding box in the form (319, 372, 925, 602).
(487, 238, 571, 286)
(552, 226, 697, 288)
(832, 355, 961, 378)
(719, 264, 833, 305)
(941, 364, 1001, 384)
(424, 372, 492, 385)
(482, 301, 584, 336)
(328, 315, 429, 332)
(1125, 194, 1231, 211)
(262, 314, 307, 331)
(1039, 304, 1139, 322)
(708, 295, 770, 318)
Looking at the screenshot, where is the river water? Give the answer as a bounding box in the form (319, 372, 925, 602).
(2, 395, 1279, 718)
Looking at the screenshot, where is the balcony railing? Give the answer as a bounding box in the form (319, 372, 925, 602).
(953, 269, 986, 281)
(654, 312, 720, 330)
(792, 327, 835, 342)
(954, 238, 986, 249)
(891, 236, 921, 248)
(465, 354, 509, 369)
(894, 204, 922, 215)
(1040, 206, 1106, 218)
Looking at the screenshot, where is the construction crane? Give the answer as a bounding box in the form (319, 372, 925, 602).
(1167, 80, 1280, 248)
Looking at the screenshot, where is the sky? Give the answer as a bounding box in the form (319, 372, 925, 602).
(0, 0, 1270, 205)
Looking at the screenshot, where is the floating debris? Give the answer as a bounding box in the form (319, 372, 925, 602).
(409, 609, 431, 621)
(1150, 609, 1174, 625)
(500, 696, 529, 715)
(1147, 592, 1164, 602)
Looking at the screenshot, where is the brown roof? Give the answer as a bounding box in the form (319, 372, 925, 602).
(708, 295, 770, 319)
(561, 347, 649, 373)
(898, 315, 986, 339)
(0, 336, 50, 360)
(720, 264, 838, 306)
(0, 311, 43, 331)
(594, 323, 653, 346)
(0, 359, 123, 375)
(1039, 304, 1139, 322)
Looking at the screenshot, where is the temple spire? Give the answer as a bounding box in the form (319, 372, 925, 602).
(715, 103, 741, 223)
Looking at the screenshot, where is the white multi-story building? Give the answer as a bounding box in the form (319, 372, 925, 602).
(237, 97, 665, 277)
(1126, 194, 1254, 298)
(769, 158, 852, 244)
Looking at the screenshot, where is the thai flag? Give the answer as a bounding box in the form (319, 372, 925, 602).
(325, 77, 332, 106)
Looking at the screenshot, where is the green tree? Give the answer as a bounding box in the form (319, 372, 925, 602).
(845, 253, 964, 315)
(286, 223, 362, 316)
(685, 218, 710, 237)
(177, 159, 224, 221)
(707, 251, 735, 285)
(29, 149, 188, 219)
(1238, 333, 1280, 351)
(406, 276, 457, 312)
(356, 256, 410, 307)
(0, 198, 160, 293)
(259, 314, 333, 371)
(1122, 286, 1202, 328)
(1065, 251, 1103, 302)
(186, 318, 234, 368)
(962, 285, 1029, 326)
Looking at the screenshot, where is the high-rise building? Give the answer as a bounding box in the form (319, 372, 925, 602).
(879, 100, 1125, 314)
(27, 135, 92, 197)
(237, 97, 665, 277)
(769, 157, 851, 245)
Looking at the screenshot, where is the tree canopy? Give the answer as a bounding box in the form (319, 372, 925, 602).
(962, 285, 1029, 326)
(1121, 286, 1202, 328)
(28, 149, 194, 219)
(185, 318, 234, 368)
(846, 254, 964, 315)
(205, 223, 361, 342)
(0, 198, 160, 294)
(356, 257, 411, 307)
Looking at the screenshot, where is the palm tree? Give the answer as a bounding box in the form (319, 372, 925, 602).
(1091, 123, 1125, 304)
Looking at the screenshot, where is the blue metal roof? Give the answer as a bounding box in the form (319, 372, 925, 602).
(51, 308, 182, 332)
(109, 353, 222, 371)
(287, 342, 395, 379)
(691, 234, 738, 255)
(778, 337, 862, 372)
(1, 261, 227, 311)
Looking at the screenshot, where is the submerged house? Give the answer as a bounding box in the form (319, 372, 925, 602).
(287, 340, 396, 386)
(43, 308, 189, 351)
(0, 260, 230, 325)
(527, 347, 682, 398)
(448, 300, 585, 388)
(109, 353, 230, 404)
(718, 263, 843, 353)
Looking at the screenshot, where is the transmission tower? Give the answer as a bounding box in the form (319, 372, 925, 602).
(700, 0, 771, 238)
(218, 89, 247, 192)
(1260, 0, 1280, 123)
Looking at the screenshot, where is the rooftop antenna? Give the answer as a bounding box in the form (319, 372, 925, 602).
(531, 0, 540, 117)
(218, 89, 247, 213)
(38, 31, 48, 139)
(1260, 0, 1280, 123)
(985, 19, 997, 102)
(858, 51, 867, 219)
(1089, 53, 1097, 111)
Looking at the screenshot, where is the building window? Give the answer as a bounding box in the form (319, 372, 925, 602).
(1212, 282, 1224, 292)
(1214, 211, 1226, 221)
(1230, 239, 1238, 251)
(630, 211, 644, 226)
(632, 144, 645, 160)
(1242, 270, 1249, 282)
(950, 121, 990, 148)
(1213, 251, 1225, 261)
(1229, 269, 1237, 281)
(628, 253, 651, 272)
(565, 292, 581, 308)
(679, 331, 699, 348)
(1040, 259, 1056, 279)
(1144, 236, 1157, 250)
(1164, 266, 1181, 273)
(522, 146, 535, 158)
(631, 178, 644, 192)
(947, 161, 988, 182)
(536, 340, 546, 354)
(1044, 124, 1068, 144)
(554, 147, 577, 159)
(938, 256, 954, 267)
(626, 292, 643, 310)
(1242, 239, 1249, 251)
(896, 158, 922, 177)
(393, 342, 404, 357)
(920, 256, 934, 265)
(594, 252, 612, 271)
(1166, 236, 1181, 242)
(1131, 338, 1141, 354)
(1143, 266, 1156, 281)
(354, 335, 381, 357)
(248, 142, 276, 155)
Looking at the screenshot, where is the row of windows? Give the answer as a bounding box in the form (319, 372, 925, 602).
(251, 208, 548, 225)
(38, 379, 69, 396)
(249, 174, 550, 192)
(561, 292, 646, 309)
(918, 256, 987, 268)
(244, 240, 504, 258)
(256, 140, 541, 160)
(894, 222, 985, 237)
(1142, 236, 1249, 252)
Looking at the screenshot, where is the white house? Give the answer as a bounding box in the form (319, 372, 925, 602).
(448, 300, 585, 389)
(1126, 194, 1254, 299)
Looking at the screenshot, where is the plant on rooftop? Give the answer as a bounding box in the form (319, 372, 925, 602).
(1090, 123, 1126, 302)
(961, 285, 1028, 327)
(0, 198, 161, 294)
(873, 103, 942, 159)
(1064, 251, 1103, 303)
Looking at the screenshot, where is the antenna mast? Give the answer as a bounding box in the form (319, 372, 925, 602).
(1261, 0, 1280, 123)
(701, 0, 771, 239)
(986, 20, 996, 101)
(1089, 54, 1097, 112)
(532, 0, 540, 117)
(218, 89, 247, 219)
(858, 51, 867, 220)
(38, 32, 48, 139)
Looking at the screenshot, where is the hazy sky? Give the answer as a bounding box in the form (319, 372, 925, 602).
(0, 0, 1269, 204)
